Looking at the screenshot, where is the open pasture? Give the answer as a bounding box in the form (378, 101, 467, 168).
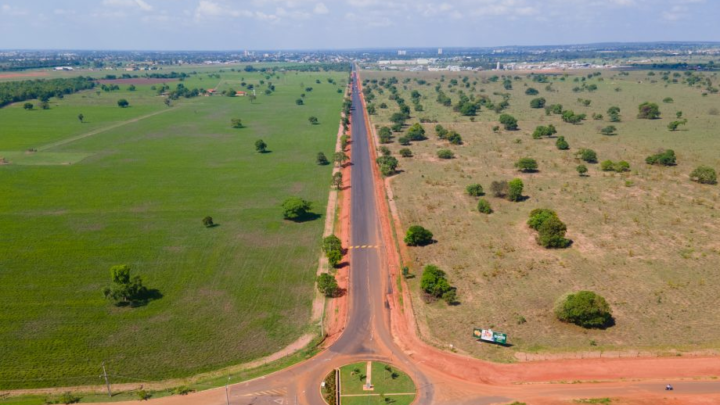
(0, 68, 347, 388)
(363, 69, 720, 361)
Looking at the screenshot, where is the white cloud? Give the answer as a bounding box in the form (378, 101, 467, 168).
(314, 2, 329, 14)
(1, 4, 28, 16)
(103, 0, 154, 12)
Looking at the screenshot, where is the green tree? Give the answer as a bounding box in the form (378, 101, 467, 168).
(637, 101, 661, 119)
(499, 114, 518, 130)
(515, 158, 538, 172)
(477, 198, 493, 214)
(398, 136, 411, 146)
(490, 180, 509, 198)
(527, 208, 558, 230)
(316, 152, 329, 165)
(376, 155, 399, 176)
(420, 265, 452, 299)
(332, 171, 343, 189)
(399, 148, 413, 157)
(667, 119, 687, 131)
(537, 216, 570, 248)
(507, 178, 524, 202)
(225, 88, 237, 97)
(281, 197, 312, 220)
(690, 166, 717, 185)
(466, 184, 484, 197)
(600, 126, 617, 136)
(102, 265, 149, 306)
(529, 97, 546, 109)
(117, 99, 129, 108)
(23, 102, 33, 110)
(404, 225, 433, 246)
(576, 164, 588, 176)
(77, 113, 84, 123)
(308, 116, 319, 125)
(231, 118, 243, 128)
(296, 98, 304, 105)
(525, 88, 539, 95)
(334, 151, 349, 166)
(317, 273, 339, 297)
(255, 139, 267, 153)
(437, 149, 454, 159)
(577, 148, 598, 163)
(646, 149, 676, 166)
(406, 123, 427, 141)
(202, 216, 214, 227)
(555, 291, 613, 328)
(556, 136, 569, 150)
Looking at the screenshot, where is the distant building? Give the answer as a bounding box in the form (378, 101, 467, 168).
(398, 50, 407, 56)
(236, 91, 247, 96)
(54, 66, 73, 71)
(438, 48, 443, 55)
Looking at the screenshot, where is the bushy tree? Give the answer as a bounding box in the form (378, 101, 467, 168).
(420, 264, 454, 304)
(525, 88, 539, 95)
(202, 216, 214, 227)
(334, 151, 349, 166)
(231, 118, 244, 128)
(527, 208, 558, 230)
(446, 131, 462, 145)
(404, 225, 433, 246)
(399, 148, 413, 157)
(530, 97, 546, 109)
(499, 114, 518, 130)
(532, 125, 557, 139)
(537, 216, 570, 248)
(398, 135, 411, 146)
(577, 148, 598, 163)
(296, 98, 304, 105)
(600, 126, 617, 136)
(437, 149, 454, 159)
(576, 164, 588, 176)
(646, 149, 676, 166)
(556, 136, 569, 150)
(308, 116, 319, 125)
(316, 152, 329, 165)
(667, 119, 687, 131)
(515, 158, 538, 173)
(317, 273, 339, 297)
(376, 155, 399, 176)
(379, 126, 393, 143)
(281, 197, 312, 220)
(555, 291, 613, 328)
(23, 102, 33, 110)
(466, 184, 484, 197)
(117, 99, 129, 108)
(690, 165, 717, 185)
(637, 102, 661, 119)
(477, 198, 492, 214)
(406, 123, 427, 141)
(508, 178, 524, 202)
(102, 265, 148, 306)
(255, 139, 267, 153)
(490, 180, 509, 198)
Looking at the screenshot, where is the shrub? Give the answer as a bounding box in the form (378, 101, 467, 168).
(399, 148, 413, 157)
(532, 124, 557, 139)
(398, 136, 411, 146)
(490, 180, 508, 198)
(525, 87, 539, 95)
(172, 386, 193, 396)
(600, 160, 614, 172)
(499, 114, 518, 130)
(515, 158, 538, 172)
(404, 225, 433, 246)
(377, 155, 399, 176)
(477, 198, 492, 214)
(527, 208, 558, 230)
(378, 146, 391, 157)
(317, 273, 339, 297)
(646, 149, 676, 166)
(690, 166, 717, 185)
(437, 149, 454, 159)
(281, 197, 312, 220)
(435, 124, 449, 139)
(576, 164, 588, 176)
(322, 235, 342, 254)
(600, 126, 617, 136)
(537, 216, 571, 248)
(202, 216, 214, 227)
(117, 99, 129, 108)
(529, 97, 546, 109)
(637, 101, 661, 119)
(561, 110, 586, 124)
(446, 131, 462, 145)
(507, 178, 524, 202)
(577, 148, 598, 163)
(54, 392, 81, 404)
(663, 97, 674, 103)
(137, 390, 151, 401)
(420, 264, 453, 302)
(555, 136, 569, 150)
(555, 291, 613, 328)
(316, 152, 329, 165)
(667, 119, 687, 131)
(406, 123, 427, 141)
(466, 184, 484, 197)
(615, 161, 630, 173)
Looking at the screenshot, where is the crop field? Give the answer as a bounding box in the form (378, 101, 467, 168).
(362, 69, 720, 361)
(0, 68, 347, 388)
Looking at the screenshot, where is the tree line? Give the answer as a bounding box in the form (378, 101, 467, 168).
(0, 76, 96, 108)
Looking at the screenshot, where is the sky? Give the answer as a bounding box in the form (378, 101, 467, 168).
(0, 0, 719, 51)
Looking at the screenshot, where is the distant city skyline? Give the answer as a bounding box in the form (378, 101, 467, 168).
(1, 0, 719, 51)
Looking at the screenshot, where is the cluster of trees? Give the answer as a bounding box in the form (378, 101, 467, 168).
(420, 265, 456, 305)
(499, 114, 518, 130)
(561, 110, 587, 124)
(528, 209, 571, 249)
(645, 149, 676, 166)
(322, 235, 343, 268)
(600, 160, 630, 173)
(0, 76, 96, 108)
(490, 179, 524, 202)
(465, 183, 492, 213)
(555, 291, 613, 329)
(435, 125, 462, 144)
(545, 103, 564, 116)
(532, 124, 557, 139)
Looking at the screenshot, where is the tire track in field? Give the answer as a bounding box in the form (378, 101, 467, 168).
(36, 106, 182, 152)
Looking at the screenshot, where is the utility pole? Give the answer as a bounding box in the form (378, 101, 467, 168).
(101, 362, 112, 397)
(225, 376, 230, 405)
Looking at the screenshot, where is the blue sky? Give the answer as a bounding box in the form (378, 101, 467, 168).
(0, 0, 718, 50)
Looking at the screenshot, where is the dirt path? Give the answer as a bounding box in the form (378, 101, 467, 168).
(37, 107, 179, 151)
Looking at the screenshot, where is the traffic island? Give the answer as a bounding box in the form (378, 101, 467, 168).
(336, 361, 416, 405)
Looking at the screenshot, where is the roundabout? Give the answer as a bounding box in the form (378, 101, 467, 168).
(322, 361, 416, 405)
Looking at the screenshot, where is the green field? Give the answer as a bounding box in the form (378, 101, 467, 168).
(338, 362, 415, 405)
(363, 69, 720, 361)
(0, 68, 347, 388)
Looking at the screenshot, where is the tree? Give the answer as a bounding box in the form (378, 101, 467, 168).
(600, 126, 617, 136)
(296, 98, 304, 105)
(420, 265, 453, 300)
(459, 102, 478, 116)
(690, 166, 717, 185)
(437, 149, 454, 159)
(406, 123, 427, 141)
(379, 126, 393, 144)
(117, 99, 129, 108)
(308, 116, 319, 125)
(537, 216, 570, 248)
(398, 136, 411, 146)
(477, 198, 492, 214)
(555, 291, 613, 328)
(404, 225, 433, 246)
(164, 98, 172, 107)
(499, 114, 518, 130)
(23, 102, 33, 110)
(317, 273, 339, 297)
(576, 165, 588, 176)
(332, 172, 343, 189)
(466, 184, 484, 197)
(637, 101, 661, 119)
(376, 155, 399, 176)
(78, 113, 84, 123)
(40, 101, 50, 110)
(515, 158, 538, 173)
(646, 149, 676, 166)
(532, 125, 556, 139)
(446, 131, 462, 145)
(255, 139, 267, 153)
(281, 197, 312, 220)
(530, 97, 546, 109)
(202, 216, 214, 227)
(525, 87, 539, 95)
(399, 148, 413, 158)
(334, 151, 349, 166)
(225, 88, 237, 97)
(556, 136, 569, 150)
(102, 265, 148, 306)
(507, 178, 524, 202)
(322, 234, 342, 254)
(490, 180, 509, 198)
(577, 148, 598, 163)
(231, 118, 244, 128)
(527, 208, 558, 230)
(667, 119, 687, 131)
(317, 152, 329, 165)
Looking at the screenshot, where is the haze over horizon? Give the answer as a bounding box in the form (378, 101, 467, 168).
(1, 0, 719, 51)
